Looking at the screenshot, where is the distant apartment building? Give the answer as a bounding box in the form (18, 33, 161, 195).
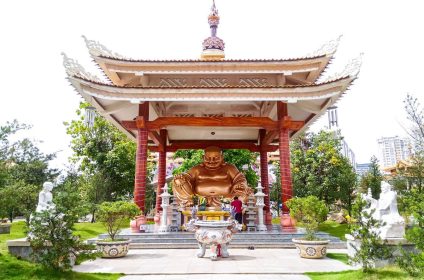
(377, 136, 411, 168)
(356, 163, 371, 176)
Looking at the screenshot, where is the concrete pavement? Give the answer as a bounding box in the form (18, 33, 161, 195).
(74, 248, 353, 279)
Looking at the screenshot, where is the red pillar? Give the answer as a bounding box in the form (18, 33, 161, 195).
(277, 102, 295, 229)
(155, 130, 167, 214)
(278, 127, 293, 213)
(134, 102, 149, 213)
(259, 129, 272, 225)
(134, 128, 148, 212)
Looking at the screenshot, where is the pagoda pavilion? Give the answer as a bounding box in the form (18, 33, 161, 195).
(63, 2, 360, 226)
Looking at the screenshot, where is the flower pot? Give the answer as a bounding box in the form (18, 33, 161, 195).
(96, 239, 130, 258)
(292, 238, 330, 259)
(0, 223, 11, 234)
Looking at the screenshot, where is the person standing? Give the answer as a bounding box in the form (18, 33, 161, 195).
(231, 196, 243, 224)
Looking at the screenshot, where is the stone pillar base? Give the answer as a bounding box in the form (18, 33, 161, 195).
(280, 213, 296, 231)
(130, 215, 147, 233)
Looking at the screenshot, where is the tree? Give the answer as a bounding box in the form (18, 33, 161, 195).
(349, 196, 392, 272)
(0, 120, 57, 189)
(29, 181, 98, 271)
(404, 94, 424, 151)
(290, 130, 357, 208)
(359, 156, 383, 199)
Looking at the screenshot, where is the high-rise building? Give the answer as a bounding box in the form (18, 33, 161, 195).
(356, 163, 371, 176)
(377, 136, 411, 168)
(327, 106, 356, 169)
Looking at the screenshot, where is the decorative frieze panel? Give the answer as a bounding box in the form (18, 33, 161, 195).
(199, 78, 228, 87)
(174, 113, 195, 117)
(202, 113, 224, 117)
(239, 78, 268, 87)
(231, 113, 254, 117)
(159, 78, 187, 87)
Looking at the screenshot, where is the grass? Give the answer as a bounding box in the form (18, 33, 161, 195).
(327, 253, 349, 264)
(73, 222, 107, 241)
(0, 221, 122, 280)
(317, 220, 349, 241)
(306, 265, 416, 280)
(0, 254, 122, 280)
(271, 218, 349, 241)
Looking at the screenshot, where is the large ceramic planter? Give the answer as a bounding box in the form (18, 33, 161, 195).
(0, 223, 11, 234)
(292, 238, 330, 259)
(96, 240, 130, 258)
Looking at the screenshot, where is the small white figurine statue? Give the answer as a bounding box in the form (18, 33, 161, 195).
(362, 182, 405, 239)
(35, 182, 55, 212)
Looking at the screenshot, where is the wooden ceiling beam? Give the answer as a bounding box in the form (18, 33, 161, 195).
(148, 141, 279, 153)
(147, 117, 278, 130)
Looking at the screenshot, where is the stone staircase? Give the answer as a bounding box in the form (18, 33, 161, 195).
(88, 225, 346, 249)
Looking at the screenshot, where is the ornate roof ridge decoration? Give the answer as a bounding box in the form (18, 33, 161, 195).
(61, 52, 105, 83)
(322, 53, 363, 82)
(308, 35, 343, 57)
(82, 35, 125, 59)
(92, 56, 327, 63)
(202, 0, 225, 51)
(70, 74, 349, 89)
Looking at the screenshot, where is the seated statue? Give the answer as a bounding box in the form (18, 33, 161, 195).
(35, 182, 55, 212)
(362, 182, 405, 239)
(172, 146, 253, 208)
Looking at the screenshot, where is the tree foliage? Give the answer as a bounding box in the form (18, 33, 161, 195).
(349, 196, 392, 272)
(290, 130, 357, 210)
(359, 156, 383, 199)
(65, 103, 137, 201)
(0, 120, 57, 222)
(96, 201, 140, 241)
(286, 195, 328, 240)
(404, 94, 424, 151)
(28, 182, 98, 271)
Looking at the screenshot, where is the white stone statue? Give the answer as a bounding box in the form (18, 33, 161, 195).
(361, 182, 405, 239)
(35, 182, 55, 212)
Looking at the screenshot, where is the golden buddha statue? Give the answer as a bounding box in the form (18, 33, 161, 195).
(172, 146, 253, 208)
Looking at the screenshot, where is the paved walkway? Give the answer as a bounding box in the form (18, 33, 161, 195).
(74, 248, 353, 279)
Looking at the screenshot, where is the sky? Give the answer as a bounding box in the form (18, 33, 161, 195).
(0, 0, 422, 170)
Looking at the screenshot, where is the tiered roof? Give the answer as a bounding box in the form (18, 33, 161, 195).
(63, 3, 361, 149)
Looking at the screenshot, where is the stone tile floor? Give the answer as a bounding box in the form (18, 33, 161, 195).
(74, 248, 353, 279)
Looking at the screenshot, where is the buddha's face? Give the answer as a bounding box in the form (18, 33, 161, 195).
(203, 151, 224, 169)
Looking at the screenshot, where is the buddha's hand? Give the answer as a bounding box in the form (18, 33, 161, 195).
(173, 174, 187, 186)
(233, 183, 248, 194)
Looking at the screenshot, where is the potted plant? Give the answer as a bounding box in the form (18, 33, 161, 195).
(286, 195, 329, 259)
(0, 196, 11, 234)
(96, 201, 140, 258)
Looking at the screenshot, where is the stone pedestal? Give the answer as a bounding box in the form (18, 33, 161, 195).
(345, 234, 416, 268)
(7, 238, 33, 260)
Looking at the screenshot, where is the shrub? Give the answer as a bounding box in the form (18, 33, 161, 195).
(96, 201, 140, 241)
(286, 195, 328, 240)
(349, 196, 392, 272)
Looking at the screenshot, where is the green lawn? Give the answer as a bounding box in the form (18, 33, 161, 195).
(0, 221, 122, 280)
(73, 222, 108, 241)
(272, 218, 349, 241)
(317, 220, 349, 241)
(327, 253, 349, 264)
(306, 265, 416, 280)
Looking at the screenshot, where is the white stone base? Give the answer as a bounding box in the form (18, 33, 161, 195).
(345, 234, 414, 268)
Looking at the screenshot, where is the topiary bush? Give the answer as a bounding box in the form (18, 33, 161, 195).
(286, 195, 328, 240)
(96, 201, 140, 241)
